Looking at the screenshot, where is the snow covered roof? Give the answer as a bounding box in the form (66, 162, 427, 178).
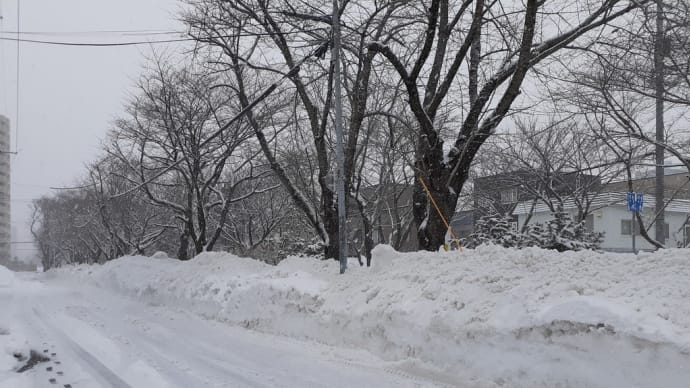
(512, 192, 690, 215)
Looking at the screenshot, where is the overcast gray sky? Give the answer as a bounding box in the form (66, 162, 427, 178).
(0, 0, 181, 261)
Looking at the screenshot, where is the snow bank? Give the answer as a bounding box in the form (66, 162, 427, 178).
(0, 265, 14, 288)
(0, 328, 15, 379)
(0, 267, 33, 388)
(0, 324, 32, 388)
(58, 245, 690, 386)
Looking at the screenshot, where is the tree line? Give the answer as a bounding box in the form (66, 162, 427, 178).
(31, 0, 690, 269)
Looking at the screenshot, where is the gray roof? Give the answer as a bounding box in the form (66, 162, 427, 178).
(512, 192, 690, 215)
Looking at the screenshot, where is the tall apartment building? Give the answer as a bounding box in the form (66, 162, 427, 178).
(0, 115, 10, 262)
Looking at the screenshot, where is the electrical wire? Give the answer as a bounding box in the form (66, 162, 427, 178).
(0, 24, 325, 154)
(52, 39, 331, 194)
(0, 28, 327, 47)
(0, 35, 192, 46)
(2, 29, 182, 36)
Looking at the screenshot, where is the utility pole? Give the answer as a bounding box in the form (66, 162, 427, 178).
(632, 211, 636, 253)
(332, 0, 347, 274)
(654, 0, 665, 245)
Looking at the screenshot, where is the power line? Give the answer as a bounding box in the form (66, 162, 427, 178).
(0, 28, 327, 47)
(2, 29, 182, 36)
(51, 40, 330, 197)
(49, 182, 95, 191)
(11, 182, 54, 188)
(0, 35, 193, 47)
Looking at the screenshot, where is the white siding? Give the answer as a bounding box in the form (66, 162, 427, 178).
(516, 204, 690, 252)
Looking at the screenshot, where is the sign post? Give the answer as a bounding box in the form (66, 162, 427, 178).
(333, 0, 347, 274)
(631, 211, 636, 254)
(627, 192, 644, 253)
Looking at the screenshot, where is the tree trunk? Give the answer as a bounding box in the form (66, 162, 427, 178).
(351, 193, 374, 266)
(177, 228, 191, 261)
(414, 139, 458, 251)
(322, 189, 340, 259)
(654, 0, 666, 246)
(416, 179, 458, 251)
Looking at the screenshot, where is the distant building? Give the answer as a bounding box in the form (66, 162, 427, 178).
(0, 115, 10, 263)
(451, 169, 690, 251)
(473, 170, 601, 215)
(508, 171, 690, 251)
(513, 192, 690, 251)
(450, 210, 474, 239)
(450, 170, 601, 238)
(604, 171, 690, 199)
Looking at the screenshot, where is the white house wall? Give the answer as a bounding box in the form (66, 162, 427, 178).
(598, 206, 687, 251)
(517, 206, 689, 252)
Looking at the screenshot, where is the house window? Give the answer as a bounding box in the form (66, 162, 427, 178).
(500, 188, 519, 204)
(621, 219, 639, 236)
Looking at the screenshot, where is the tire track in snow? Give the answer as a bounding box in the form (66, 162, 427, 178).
(32, 308, 133, 388)
(72, 292, 436, 388)
(33, 280, 461, 388)
(60, 298, 283, 388)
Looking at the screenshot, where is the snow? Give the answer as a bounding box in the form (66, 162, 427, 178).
(54, 246, 690, 386)
(150, 251, 169, 259)
(0, 324, 23, 386)
(1, 267, 445, 387)
(1, 267, 34, 388)
(0, 265, 15, 288)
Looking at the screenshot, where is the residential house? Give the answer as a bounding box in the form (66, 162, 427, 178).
(511, 171, 690, 251)
(513, 192, 690, 251)
(451, 170, 601, 238)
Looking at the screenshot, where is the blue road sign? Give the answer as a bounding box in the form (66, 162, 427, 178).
(627, 192, 644, 213)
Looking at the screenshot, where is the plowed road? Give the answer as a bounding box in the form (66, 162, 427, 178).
(3, 274, 451, 388)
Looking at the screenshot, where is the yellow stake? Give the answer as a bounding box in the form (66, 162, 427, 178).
(418, 176, 462, 251)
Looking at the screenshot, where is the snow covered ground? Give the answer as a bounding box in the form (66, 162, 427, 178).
(4, 245, 690, 387)
(2, 263, 446, 387)
(1, 265, 38, 388)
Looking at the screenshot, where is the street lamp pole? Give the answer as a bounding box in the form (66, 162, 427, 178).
(332, 0, 347, 274)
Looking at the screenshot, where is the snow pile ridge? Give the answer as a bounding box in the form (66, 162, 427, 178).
(56, 245, 690, 379)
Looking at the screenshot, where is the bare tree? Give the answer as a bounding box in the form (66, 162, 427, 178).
(182, 0, 649, 253)
(85, 157, 175, 257)
(364, 0, 648, 250)
(31, 190, 106, 269)
(548, 0, 690, 247)
(184, 0, 412, 259)
(105, 56, 260, 259)
(478, 117, 623, 230)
